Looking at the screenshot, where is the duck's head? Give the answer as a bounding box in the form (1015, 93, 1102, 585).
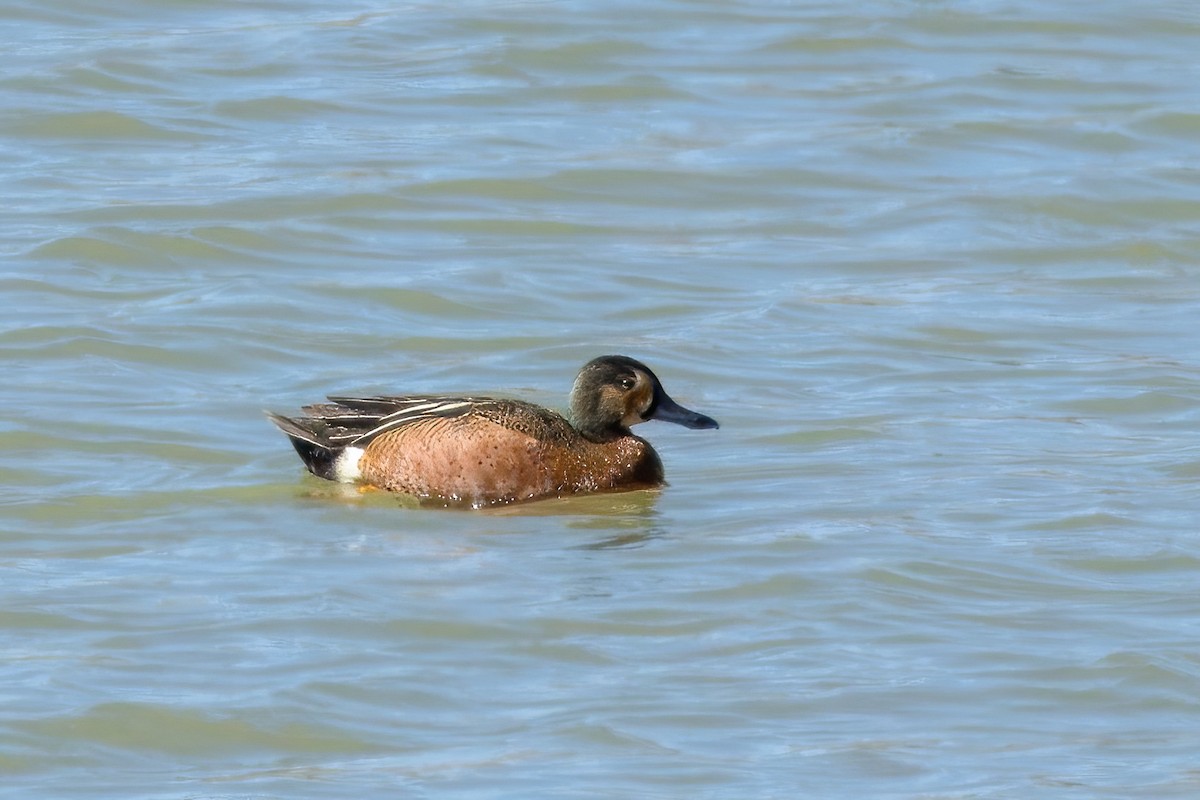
(569, 355, 719, 442)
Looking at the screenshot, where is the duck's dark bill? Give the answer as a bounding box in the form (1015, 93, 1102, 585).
(649, 394, 719, 430)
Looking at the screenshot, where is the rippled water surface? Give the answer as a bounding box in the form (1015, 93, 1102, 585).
(4, 1, 1200, 797)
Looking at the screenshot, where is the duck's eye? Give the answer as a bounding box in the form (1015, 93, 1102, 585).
(618, 376, 636, 391)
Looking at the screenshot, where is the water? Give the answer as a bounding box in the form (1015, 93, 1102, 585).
(3, 1, 1200, 797)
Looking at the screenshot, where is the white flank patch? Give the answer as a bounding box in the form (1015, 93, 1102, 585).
(334, 446, 364, 483)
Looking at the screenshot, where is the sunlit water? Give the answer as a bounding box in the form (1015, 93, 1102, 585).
(3, 1, 1199, 797)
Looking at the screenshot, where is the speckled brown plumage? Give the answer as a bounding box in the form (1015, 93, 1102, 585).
(356, 408, 664, 503)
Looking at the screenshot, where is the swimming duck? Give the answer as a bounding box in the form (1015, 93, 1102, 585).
(268, 355, 718, 507)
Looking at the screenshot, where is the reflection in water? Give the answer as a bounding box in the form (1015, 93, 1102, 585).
(574, 528, 662, 551)
(286, 477, 666, 547)
(490, 488, 666, 548)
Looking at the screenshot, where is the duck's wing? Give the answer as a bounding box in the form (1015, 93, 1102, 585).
(327, 395, 578, 445)
(268, 395, 502, 480)
(318, 394, 503, 445)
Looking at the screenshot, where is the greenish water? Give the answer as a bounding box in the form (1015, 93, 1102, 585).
(3, 1, 1199, 797)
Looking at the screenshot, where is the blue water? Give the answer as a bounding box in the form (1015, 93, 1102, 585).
(3, 1, 1199, 797)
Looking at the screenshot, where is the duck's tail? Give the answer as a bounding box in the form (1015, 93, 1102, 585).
(266, 412, 344, 482)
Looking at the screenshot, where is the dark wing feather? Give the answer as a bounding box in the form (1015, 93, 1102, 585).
(320, 394, 500, 445)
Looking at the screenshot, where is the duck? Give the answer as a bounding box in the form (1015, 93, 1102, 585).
(268, 355, 719, 507)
